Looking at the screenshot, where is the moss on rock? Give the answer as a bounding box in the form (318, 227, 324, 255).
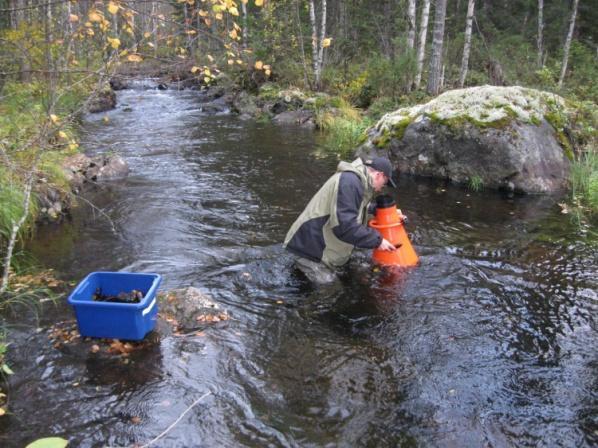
(373, 85, 576, 141)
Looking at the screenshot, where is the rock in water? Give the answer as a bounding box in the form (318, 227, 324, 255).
(361, 86, 573, 193)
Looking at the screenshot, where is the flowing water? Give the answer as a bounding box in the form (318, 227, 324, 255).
(1, 83, 597, 447)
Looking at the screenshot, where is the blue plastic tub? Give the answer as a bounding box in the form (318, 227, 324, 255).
(68, 271, 162, 340)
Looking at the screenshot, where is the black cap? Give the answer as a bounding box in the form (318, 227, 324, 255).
(365, 156, 397, 187)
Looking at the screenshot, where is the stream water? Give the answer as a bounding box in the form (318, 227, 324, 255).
(1, 82, 597, 447)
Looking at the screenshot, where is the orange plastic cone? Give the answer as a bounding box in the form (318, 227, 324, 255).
(369, 195, 419, 267)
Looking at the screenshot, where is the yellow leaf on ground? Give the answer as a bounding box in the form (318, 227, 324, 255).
(322, 38, 332, 48)
(207, 54, 214, 62)
(58, 131, 68, 139)
(69, 14, 79, 22)
(191, 66, 200, 73)
(198, 9, 208, 17)
(127, 54, 143, 62)
(229, 6, 239, 16)
(203, 76, 211, 84)
(227, 59, 234, 65)
(107, 2, 119, 15)
(203, 68, 212, 77)
(255, 0, 264, 6)
(144, 31, 151, 38)
(254, 60, 263, 70)
(49, 114, 59, 124)
(265, 69, 271, 76)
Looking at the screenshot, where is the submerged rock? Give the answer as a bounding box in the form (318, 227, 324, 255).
(362, 86, 573, 193)
(158, 287, 229, 330)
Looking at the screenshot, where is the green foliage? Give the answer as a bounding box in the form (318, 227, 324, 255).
(468, 175, 484, 192)
(25, 437, 69, 448)
(367, 53, 417, 101)
(571, 150, 598, 216)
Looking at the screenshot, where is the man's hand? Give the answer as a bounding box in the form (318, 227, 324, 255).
(378, 238, 397, 251)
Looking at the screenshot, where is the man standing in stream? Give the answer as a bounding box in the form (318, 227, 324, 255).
(284, 156, 398, 284)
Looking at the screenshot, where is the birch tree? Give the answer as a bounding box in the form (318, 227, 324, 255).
(309, 0, 329, 90)
(415, 0, 431, 89)
(459, 0, 475, 87)
(427, 0, 447, 95)
(558, 0, 579, 88)
(537, 0, 544, 67)
(407, 0, 417, 50)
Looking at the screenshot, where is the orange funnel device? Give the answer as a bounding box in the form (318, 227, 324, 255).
(369, 195, 419, 267)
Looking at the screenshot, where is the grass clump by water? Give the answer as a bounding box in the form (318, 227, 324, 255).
(314, 97, 372, 156)
(570, 150, 598, 220)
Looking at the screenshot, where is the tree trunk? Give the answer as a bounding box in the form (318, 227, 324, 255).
(537, 0, 544, 67)
(309, 0, 319, 87)
(407, 0, 417, 50)
(459, 0, 475, 87)
(427, 0, 447, 95)
(558, 0, 579, 88)
(295, 0, 310, 88)
(316, 0, 327, 90)
(241, 0, 248, 50)
(415, 0, 431, 89)
(309, 0, 327, 90)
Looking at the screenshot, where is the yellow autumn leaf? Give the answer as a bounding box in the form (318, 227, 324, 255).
(86, 28, 95, 36)
(69, 14, 79, 22)
(0, 408, 5, 416)
(186, 29, 197, 35)
(265, 69, 271, 76)
(229, 6, 239, 16)
(229, 29, 238, 39)
(58, 131, 68, 139)
(107, 37, 121, 49)
(263, 64, 271, 70)
(88, 10, 103, 22)
(148, 42, 155, 48)
(127, 54, 143, 62)
(236, 59, 243, 65)
(254, 60, 263, 70)
(241, 0, 248, 4)
(322, 38, 332, 48)
(204, 18, 211, 26)
(68, 143, 78, 151)
(207, 54, 214, 62)
(191, 66, 200, 73)
(49, 114, 59, 124)
(107, 2, 119, 15)
(203, 68, 212, 77)
(215, 13, 223, 20)
(198, 9, 208, 17)
(227, 59, 234, 65)
(255, 0, 264, 6)
(204, 76, 211, 84)
(144, 32, 151, 38)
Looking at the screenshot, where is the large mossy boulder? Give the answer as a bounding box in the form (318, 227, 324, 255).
(362, 86, 574, 193)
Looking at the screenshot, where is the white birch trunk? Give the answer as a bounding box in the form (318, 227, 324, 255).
(241, 0, 248, 49)
(309, 0, 320, 89)
(315, 0, 327, 90)
(459, 0, 476, 87)
(558, 0, 580, 88)
(427, 0, 447, 95)
(407, 0, 417, 50)
(415, 0, 431, 89)
(537, 0, 544, 67)
(0, 163, 38, 294)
